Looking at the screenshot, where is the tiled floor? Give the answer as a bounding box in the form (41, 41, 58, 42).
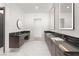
(6, 38, 50, 56)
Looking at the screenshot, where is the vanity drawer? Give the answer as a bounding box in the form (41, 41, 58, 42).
(55, 46, 64, 56)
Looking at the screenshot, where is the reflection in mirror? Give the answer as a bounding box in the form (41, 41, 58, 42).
(49, 8, 55, 30)
(59, 3, 73, 29)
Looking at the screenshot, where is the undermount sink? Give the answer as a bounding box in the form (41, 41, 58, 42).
(51, 37, 64, 41)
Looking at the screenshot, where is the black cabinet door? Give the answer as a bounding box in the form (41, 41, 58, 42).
(0, 12, 4, 47)
(51, 39, 55, 56)
(55, 45, 64, 56)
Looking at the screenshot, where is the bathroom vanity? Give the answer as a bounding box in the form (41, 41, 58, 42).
(9, 31, 30, 48)
(45, 31, 79, 56)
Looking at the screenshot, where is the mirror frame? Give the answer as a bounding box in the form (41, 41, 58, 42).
(59, 3, 74, 30)
(49, 7, 55, 30)
(17, 19, 23, 29)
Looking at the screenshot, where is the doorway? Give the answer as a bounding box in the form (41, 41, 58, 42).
(0, 7, 5, 53)
(31, 18, 44, 40)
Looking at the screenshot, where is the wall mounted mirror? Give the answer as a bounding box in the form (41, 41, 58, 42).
(49, 8, 55, 30)
(17, 19, 23, 29)
(59, 3, 73, 30)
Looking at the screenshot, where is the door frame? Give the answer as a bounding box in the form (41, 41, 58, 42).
(0, 7, 5, 53)
(32, 18, 43, 38)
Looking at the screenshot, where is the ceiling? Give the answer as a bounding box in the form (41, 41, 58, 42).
(16, 3, 53, 13)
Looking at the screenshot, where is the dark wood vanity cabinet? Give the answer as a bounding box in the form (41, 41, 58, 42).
(9, 35, 25, 48)
(45, 31, 79, 56)
(9, 36, 19, 48)
(45, 33, 65, 56)
(19, 35, 25, 47)
(45, 34, 55, 56)
(55, 45, 64, 56)
(9, 31, 30, 48)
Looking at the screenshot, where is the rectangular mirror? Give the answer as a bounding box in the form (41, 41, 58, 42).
(59, 3, 73, 30)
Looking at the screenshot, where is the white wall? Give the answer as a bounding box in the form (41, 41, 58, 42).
(0, 3, 5, 7)
(5, 4, 25, 53)
(24, 13, 50, 39)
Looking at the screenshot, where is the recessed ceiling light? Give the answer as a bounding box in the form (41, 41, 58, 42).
(35, 6, 39, 10)
(66, 6, 70, 9)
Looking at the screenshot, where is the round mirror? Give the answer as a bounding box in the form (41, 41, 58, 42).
(17, 19, 23, 29)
